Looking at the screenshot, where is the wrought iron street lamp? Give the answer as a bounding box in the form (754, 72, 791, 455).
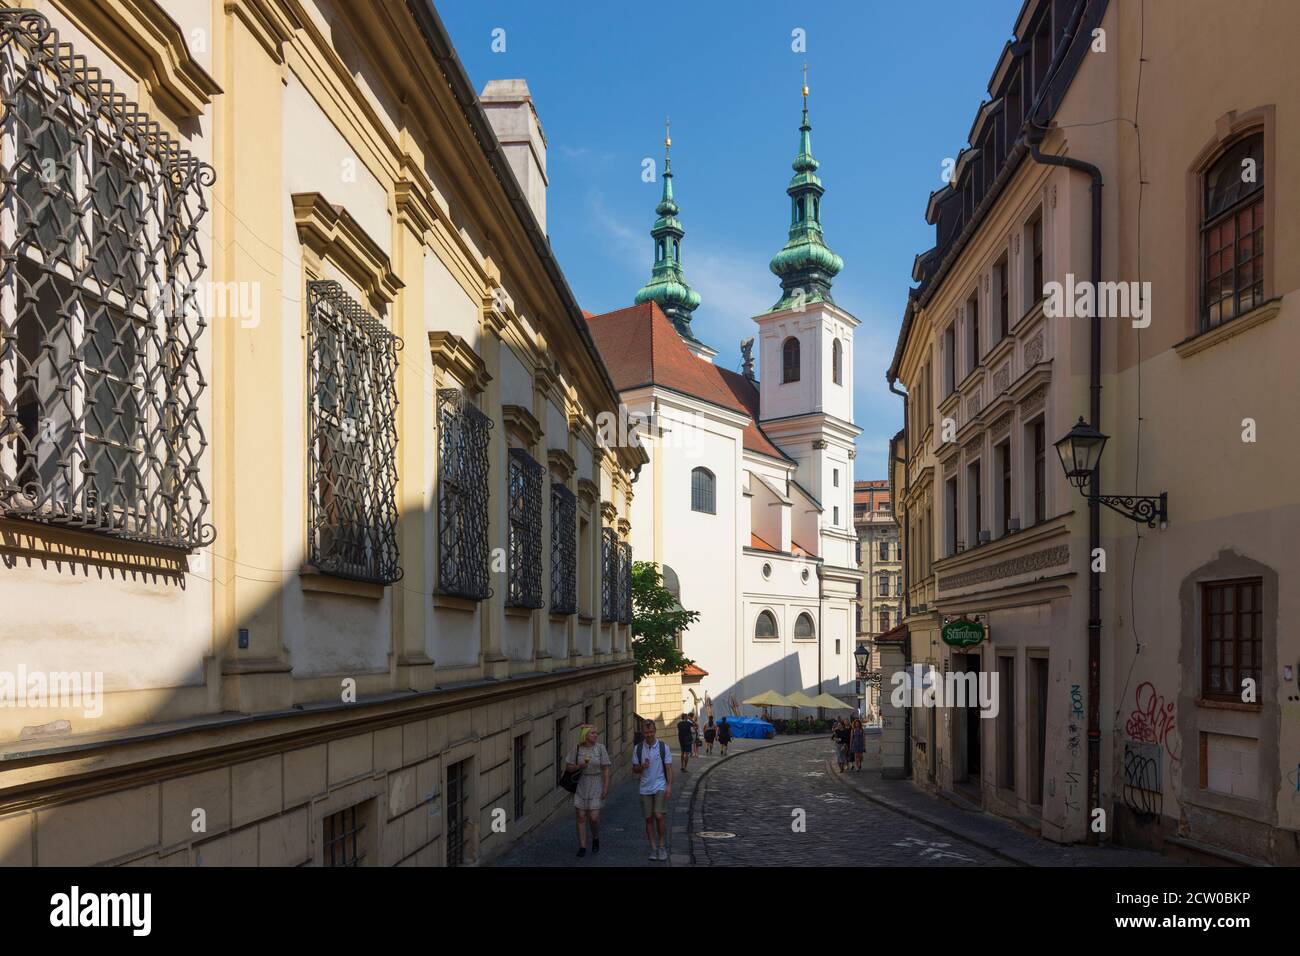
(1054, 417, 1168, 529)
(854, 644, 870, 678)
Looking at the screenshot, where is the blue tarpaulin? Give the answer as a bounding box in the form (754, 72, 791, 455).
(717, 716, 774, 740)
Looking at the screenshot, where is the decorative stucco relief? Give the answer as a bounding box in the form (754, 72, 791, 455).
(1024, 333, 1045, 367)
(938, 544, 1070, 591)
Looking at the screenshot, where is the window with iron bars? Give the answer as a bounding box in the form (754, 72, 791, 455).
(618, 540, 633, 624)
(306, 281, 401, 584)
(550, 481, 577, 614)
(446, 757, 470, 867)
(437, 387, 491, 600)
(506, 447, 542, 608)
(322, 803, 366, 867)
(0, 11, 213, 549)
(601, 526, 618, 622)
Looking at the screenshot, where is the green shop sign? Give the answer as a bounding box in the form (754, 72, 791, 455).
(941, 618, 985, 647)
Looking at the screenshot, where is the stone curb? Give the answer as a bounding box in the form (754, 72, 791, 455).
(682, 734, 831, 867)
(824, 756, 1030, 867)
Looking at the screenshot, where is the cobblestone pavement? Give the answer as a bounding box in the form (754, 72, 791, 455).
(493, 738, 769, 867)
(696, 736, 1011, 866)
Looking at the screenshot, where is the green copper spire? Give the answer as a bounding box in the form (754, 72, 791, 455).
(769, 70, 843, 311)
(635, 119, 702, 340)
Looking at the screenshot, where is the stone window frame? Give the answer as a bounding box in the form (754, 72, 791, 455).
(1182, 105, 1278, 348)
(1177, 550, 1278, 823)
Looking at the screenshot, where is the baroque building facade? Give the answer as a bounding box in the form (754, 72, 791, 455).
(0, 0, 643, 867)
(586, 90, 863, 725)
(854, 479, 898, 720)
(889, 0, 1300, 862)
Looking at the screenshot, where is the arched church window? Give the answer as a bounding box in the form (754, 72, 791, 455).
(690, 467, 716, 514)
(782, 337, 801, 383)
(832, 338, 842, 385)
(793, 197, 803, 223)
(794, 612, 815, 639)
(755, 610, 778, 639)
(656, 239, 664, 262)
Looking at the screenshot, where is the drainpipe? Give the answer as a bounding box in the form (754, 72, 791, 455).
(889, 378, 911, 777)
(1024, 133, 1103, 845)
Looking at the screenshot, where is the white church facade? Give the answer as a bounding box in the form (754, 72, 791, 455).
(585, 91, 863, 722)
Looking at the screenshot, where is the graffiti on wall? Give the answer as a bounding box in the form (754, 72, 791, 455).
(1063, 683, 1084, 815)
(1123, 739, 1163, 818)
(1124, 681, 1182, 764)
(1068, 683, 1084, 759)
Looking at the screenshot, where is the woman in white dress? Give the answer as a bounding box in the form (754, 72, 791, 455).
(565, 725, 611, 858)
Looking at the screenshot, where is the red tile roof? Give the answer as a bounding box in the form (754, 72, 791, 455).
(682, 663, 709, 678)
(750, 532, 778, 552)
(584, 302, 746, 414)
(714, 366, 795, 462)
(791, 539, 817, 558)
(583, 301, 793, 463)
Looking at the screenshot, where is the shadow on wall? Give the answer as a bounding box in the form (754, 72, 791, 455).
(0, 482, 631, 867)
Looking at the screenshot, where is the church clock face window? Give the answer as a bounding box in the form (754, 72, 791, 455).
(782, 337, 801, 383)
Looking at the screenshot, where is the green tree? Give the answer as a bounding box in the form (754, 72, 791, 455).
(631, 560, 698, 682)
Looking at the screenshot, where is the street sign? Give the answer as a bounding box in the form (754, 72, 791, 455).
(941, 617, 984, 647)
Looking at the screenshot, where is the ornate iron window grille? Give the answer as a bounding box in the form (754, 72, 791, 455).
(306, 280, 401, 585)
(618, 540, 633, 624)
(506, 446, 542, 608)
(600, 526, 617, 622)
(0, 10, 214, 549)
(550, 481, 577, 615)
(437, 387, 491, 600)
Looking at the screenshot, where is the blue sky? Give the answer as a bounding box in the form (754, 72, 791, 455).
(438, 0, 1023, 480)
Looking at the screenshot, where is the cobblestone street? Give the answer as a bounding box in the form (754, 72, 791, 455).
(496, 735, 1182, 868)
(695, 737, 1009, 867)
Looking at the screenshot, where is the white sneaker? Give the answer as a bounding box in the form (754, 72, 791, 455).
(658, 846, 669, 861)
(649, 847, 659, 860)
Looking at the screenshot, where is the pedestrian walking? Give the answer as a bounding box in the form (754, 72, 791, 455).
(564, 724, 611, 857)
(717, 717, 732, 756)
(633, 719, 673, 861)
(676, 713, 694, 773)
(703, 716, 717, 755)
(850, 718, 866, 771)
(832, 718, 850, 772)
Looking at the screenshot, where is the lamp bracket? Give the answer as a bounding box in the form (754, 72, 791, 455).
(1095, 491, 1168, 529)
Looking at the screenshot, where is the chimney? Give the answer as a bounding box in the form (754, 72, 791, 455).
(480, 79, 548, 234)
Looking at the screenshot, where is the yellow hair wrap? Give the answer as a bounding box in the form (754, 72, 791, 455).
(576, 724, 596, 744)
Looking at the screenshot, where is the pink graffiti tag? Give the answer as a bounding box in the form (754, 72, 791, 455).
(1125, 682, 1182, 763)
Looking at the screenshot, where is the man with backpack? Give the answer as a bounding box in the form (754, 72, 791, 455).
(633, 719, 673, 861)
(676, 712, 694, 773)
